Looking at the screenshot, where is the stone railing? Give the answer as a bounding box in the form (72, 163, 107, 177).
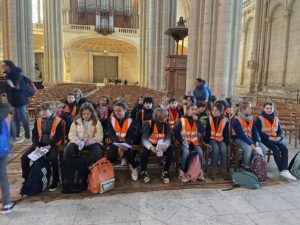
(114, 27, 139, 35)
(63, 24, 139, 36)
(33, 23, 44, 29)
(64, 24, 96, 32)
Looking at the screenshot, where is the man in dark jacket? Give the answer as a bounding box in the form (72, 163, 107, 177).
(2, 60, 30, 142)
(193, 78, 211, 102)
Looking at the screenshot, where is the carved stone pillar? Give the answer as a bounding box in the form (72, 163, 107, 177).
(1, 0, 35, 79)
(43, 0, 64, 82)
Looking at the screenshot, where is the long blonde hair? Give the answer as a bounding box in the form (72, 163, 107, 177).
(232, 101, 251, 118)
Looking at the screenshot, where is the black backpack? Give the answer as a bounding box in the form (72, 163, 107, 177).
(20, 157, 52, 196)
(61, 156, 89, 194)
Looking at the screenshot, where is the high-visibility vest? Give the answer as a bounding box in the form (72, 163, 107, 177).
(258, 115, 278, 137)
(37, 116, 61, 142)
(209, 115, 228, 142)
(169, 110, 179, 131)
(233, 115, 253, 139)
(65, 105, 77, 119)
(180, 117, 199, 145)
(224, 107, 233, 117)
(111, 116, 132, 141)
(148, 121, 165, 145)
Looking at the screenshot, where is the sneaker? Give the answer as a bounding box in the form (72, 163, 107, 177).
(162, 171, 170, 184)
(131, 168, 139, 181)
(198, 174, 205, 181)
(121, 158, 127, 166)
(23, 138, 31, 144)
(180, 175, 190, 183)
(0, 203, 15, 214)
(141, 171, 150, 183)
(178, 169, 189, 183)
(49, 181, 59, 192)
(280, 170, 297, 181)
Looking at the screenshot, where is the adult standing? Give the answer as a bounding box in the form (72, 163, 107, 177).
(193, 78, 211, 102)
(2, 60, 30, 142)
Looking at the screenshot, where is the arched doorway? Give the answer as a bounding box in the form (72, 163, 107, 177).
(69, 38, 138, 84)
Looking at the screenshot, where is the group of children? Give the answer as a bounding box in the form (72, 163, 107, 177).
(1, 87, 297, 213)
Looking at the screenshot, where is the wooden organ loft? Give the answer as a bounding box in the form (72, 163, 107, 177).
(70, 0, 139, 34)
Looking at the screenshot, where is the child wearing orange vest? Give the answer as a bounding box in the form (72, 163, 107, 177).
(231, 101, 266, 170)
(64, 93, 77, 135)
(141, 108, 173, 184)
(174, 103, 204, 182)
(134, 97, 154, 144)
(205, 103, 229, 179)
(21, 102, 63, 191)
(107, 101, 138, 181)
(256, 102, 296, 181)
(64, 102, 104, 166)
(168, 98, 179, 134)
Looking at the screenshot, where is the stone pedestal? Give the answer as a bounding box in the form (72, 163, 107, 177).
(165, 55, 187, 98)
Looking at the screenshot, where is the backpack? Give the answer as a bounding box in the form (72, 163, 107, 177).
(0, 120, 10, 157)
(185, 153, 202, 182)
(20, 157, 52, 196)
(231, 171, 260, 189)
(289, 151, 300, 179)
(88, 157, 115, 194)
(250, 154, 267, 182)
(61, 156, 89, 194)
(23, 76, 39, 97)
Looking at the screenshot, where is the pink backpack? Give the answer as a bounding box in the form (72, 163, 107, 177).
(186, 154, 202, 182)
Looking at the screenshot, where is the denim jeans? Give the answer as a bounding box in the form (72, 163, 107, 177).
(209, 139, 227, 167)
(233, 139, 266, 168)
(0, 156, 10, 206)
(14, 106, 30, 139)
(263, 140, 288, 171)
(180, 144, 204, 172)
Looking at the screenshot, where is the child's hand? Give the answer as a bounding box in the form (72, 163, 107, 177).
(44, 145, 51, 150)
(162, 144, 168, 152)
(118, 148, 124, 157)
(150, 146, 157, 153)
(7, 79, 14, 88)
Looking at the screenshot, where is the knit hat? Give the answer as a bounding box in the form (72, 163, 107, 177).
(0, 102, 11, 120)
(143, 97, 154, 104)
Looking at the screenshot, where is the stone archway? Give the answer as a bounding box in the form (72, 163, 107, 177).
(67, 38, 138, 83)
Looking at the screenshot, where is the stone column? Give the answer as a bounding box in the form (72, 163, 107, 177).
(281, 10, 291, 87)
(249, 0, 262, 92)
(139, 0, 147, 86)
(1, 0, 35, 79)
(43, 0, 64, 83)
(140, 0, 177, 90)
(186, 0, 243, 98)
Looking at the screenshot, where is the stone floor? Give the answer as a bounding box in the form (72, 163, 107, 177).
(1, 133, 300, 225)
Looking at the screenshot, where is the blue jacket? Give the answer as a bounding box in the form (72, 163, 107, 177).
(231, 117, 261, 145)
(193, 84, 211, 102)
(6, 68, 28, 107)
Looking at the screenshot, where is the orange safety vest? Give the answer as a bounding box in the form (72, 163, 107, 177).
(169, 110, 179, 131)
(111, 116, 132, 141)
(209, 115, 228, 142)
(224, 107, 233, 117)
(258, 115, 278, 137)
(37, 116, 61, 143)
(65, 105, 77, 119)
(148, 121, 165, 145)
(180, 117, 199, 145)
(233, 115, 253, 139)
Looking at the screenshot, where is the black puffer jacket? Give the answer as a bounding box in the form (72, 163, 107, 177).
(6, 67, 28, 107)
